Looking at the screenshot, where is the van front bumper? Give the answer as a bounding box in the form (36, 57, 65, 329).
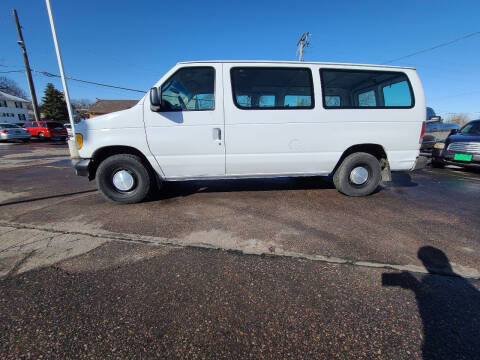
(73, 159, 91, 177)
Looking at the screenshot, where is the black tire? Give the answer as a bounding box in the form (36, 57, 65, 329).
(22, 139, 29, 143)
(431, 158, 445, 168)
(38, 132, 45, 140)
(96, 154, 152, 204)
(333, 152, 382, 196)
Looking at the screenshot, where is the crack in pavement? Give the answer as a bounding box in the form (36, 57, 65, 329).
(1, 221, 479, 280)
(5, 249, 36, 278)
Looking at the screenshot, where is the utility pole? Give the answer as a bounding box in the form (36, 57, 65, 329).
(13, 9, 41, 123)
(296, 32, 312, 61)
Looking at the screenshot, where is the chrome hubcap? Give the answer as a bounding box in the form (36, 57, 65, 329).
(112, 170, 135, 191)
(350, 166, 369, 185)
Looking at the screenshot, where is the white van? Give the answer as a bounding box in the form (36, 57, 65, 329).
(74, 61, 425, 203)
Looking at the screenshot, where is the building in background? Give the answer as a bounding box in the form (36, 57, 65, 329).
(88, 99, 138, 118)
(0, 91, 30, 124)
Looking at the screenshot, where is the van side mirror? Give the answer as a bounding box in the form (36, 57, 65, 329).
(150, 87, 162, 112)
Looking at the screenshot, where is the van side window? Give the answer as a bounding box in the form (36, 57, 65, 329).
(161, 67, 215, 111)
(324, 95, 340, 107)
(358, 90, 376, 107)
(382, 80, 412, 107)
(231, 68, 314, 110)
(320, 69, 413, 109)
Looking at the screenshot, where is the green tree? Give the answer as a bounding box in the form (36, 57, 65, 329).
(40, 83, 68, 121)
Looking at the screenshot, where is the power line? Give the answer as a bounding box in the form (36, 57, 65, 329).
(1, 64, 145, 93)
(32, 70, 146, 93)
(383, 31, 480, 64)
(0, 70, 24, 74)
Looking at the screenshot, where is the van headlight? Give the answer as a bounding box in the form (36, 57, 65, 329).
(434, 142, 445, 149)
(76, 133, 83, 149)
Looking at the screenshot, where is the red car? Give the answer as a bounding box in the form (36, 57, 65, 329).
(23, 121, 68, 140)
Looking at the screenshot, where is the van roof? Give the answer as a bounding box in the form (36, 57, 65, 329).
(177, 60, 415, 70)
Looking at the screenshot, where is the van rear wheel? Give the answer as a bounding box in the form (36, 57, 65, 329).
(96, 154, 152, 204)
(333, 152, 381, 196)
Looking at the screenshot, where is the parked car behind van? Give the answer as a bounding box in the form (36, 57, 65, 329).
(421, 107, 459, 152)
(73, 61, 426, 203)
(23, 121, 68, 140)
(432, 119, 480, 168)
(0, 123, 31, 142)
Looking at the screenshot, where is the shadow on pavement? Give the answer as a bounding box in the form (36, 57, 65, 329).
(149, 176, 335, 201)
(0, 189, 97, 207)
(382, 246, 480, 360)
(389, 172, 418, 187)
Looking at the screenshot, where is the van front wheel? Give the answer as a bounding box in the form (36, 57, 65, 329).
(333, 152, 381, 196)
(96, 154, 151, 204)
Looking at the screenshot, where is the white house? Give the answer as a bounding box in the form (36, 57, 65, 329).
(0, 91, 30, 124)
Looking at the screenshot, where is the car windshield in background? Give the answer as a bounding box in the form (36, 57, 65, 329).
(47, 122, 64, 128)
(460, 121, 480, 135)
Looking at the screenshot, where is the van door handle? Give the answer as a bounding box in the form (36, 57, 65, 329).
(213, 128, 222, 141)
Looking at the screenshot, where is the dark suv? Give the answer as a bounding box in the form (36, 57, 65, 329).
(432, 119, 480, 168)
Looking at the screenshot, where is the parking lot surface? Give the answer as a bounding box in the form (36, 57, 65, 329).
(1, 142, 479, 359)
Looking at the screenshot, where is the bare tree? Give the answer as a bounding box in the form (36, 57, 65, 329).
(71, 98, 93, 110)
(71, 98, 93, 120)
(446, 113, 470, 126)
(0, 76, 28, 99)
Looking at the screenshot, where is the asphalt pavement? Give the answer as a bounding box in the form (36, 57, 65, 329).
(1, 141, 479, 359)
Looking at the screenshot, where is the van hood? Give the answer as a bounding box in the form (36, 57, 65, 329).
(78, 100, 144, 130)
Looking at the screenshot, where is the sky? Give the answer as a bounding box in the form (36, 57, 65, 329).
(0, 0, 479, 119)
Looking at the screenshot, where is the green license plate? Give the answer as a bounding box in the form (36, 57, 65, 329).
(15, 130, 20, 134)
(454, 153, 472, 162)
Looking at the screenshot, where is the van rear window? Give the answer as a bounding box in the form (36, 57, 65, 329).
(320, 69, 414, 109)
(231, 68, 314, 110)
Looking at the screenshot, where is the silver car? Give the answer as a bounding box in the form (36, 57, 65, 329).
(0, 123, 31, 142)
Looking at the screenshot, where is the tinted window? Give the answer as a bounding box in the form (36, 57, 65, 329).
(161, 67, 214, 111)
(231, 68, 314, 109)
(284, 95, 312, 107)
(320, 69, 413, 109)
(47, 122, 63, 128)
(460, 121, 480, 135)
(382, 81, 412, 106)
(325, 96, 340, 107)
(358, 90, 376, 107)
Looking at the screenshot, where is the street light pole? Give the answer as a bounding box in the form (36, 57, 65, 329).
(13, 9, 41, 123)
(44, 0, 75, 136)
(45, 0, 79, 159)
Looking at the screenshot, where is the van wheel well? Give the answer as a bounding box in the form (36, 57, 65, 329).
(333, 144, 391, 181)
(89, 146, 156, 181)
